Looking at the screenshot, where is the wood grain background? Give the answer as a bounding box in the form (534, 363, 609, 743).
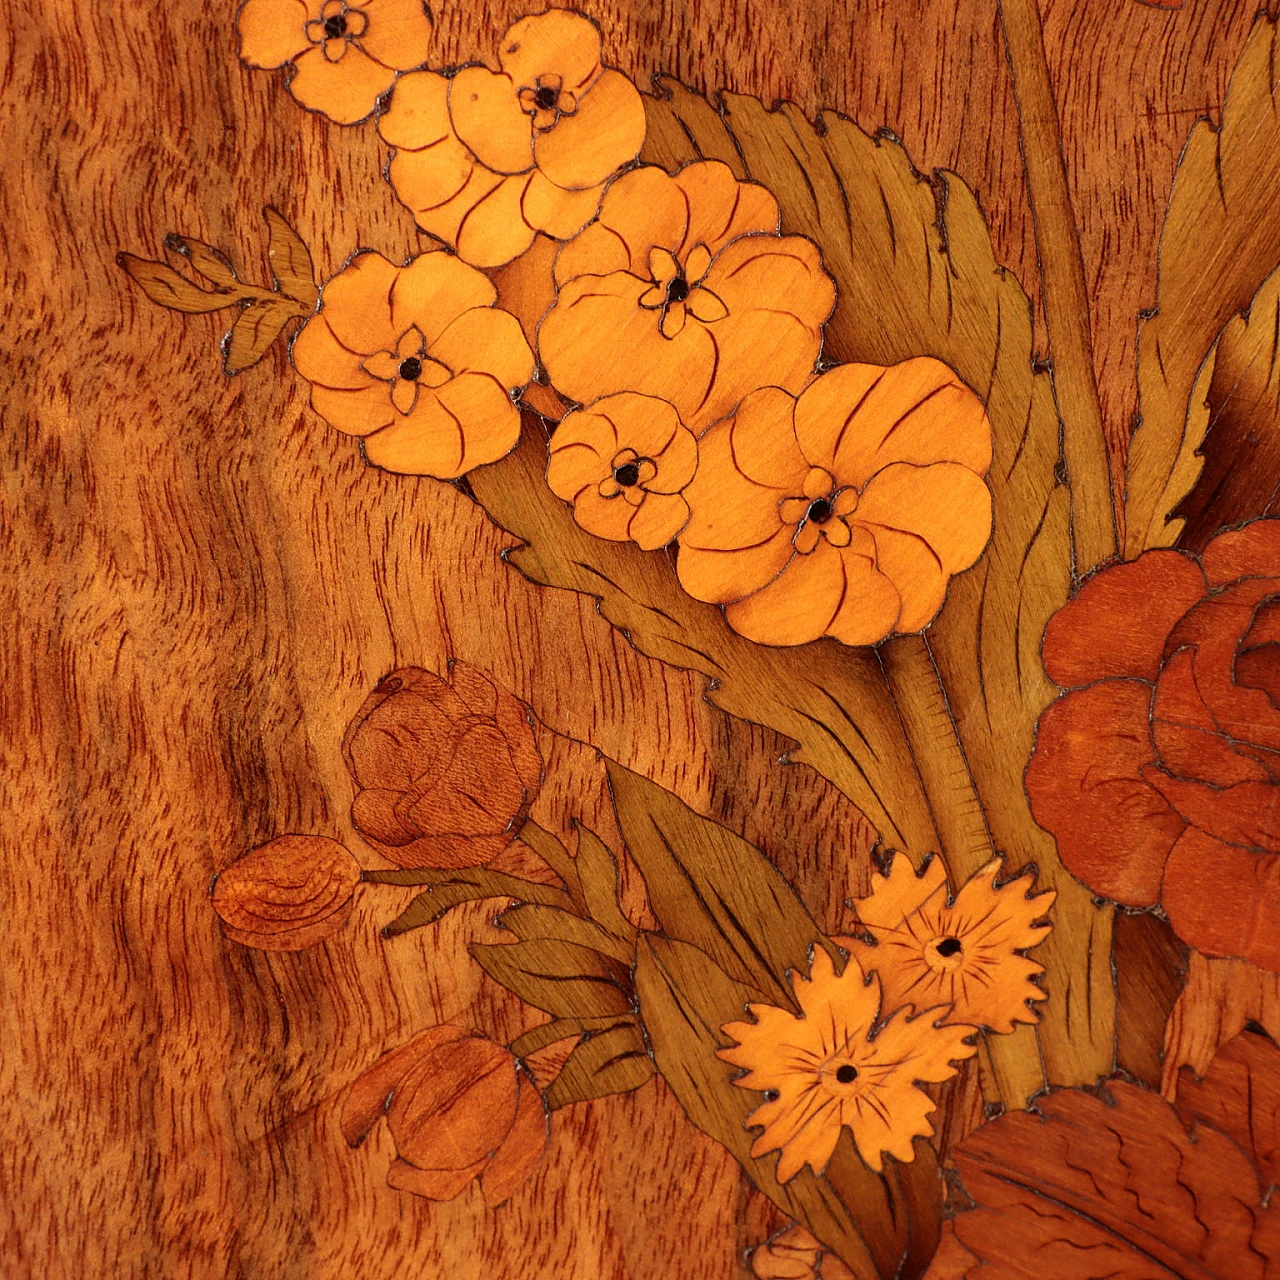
(3, 0, 1272, 1274)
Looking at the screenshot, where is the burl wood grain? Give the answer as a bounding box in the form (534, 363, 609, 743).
(2, 1, 1272, 1275)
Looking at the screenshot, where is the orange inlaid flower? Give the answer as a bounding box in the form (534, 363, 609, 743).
(292, 249, 534, 478)
(676, 359, 993, 646)
(836, 854, 1055, 1035)
(539, 161, 836, 430)
(718, 947, 976, 1179)
(341, 1026, 548, 1204)
(238, 0, 433, 125)
(547, 393, 698, 549)
(379, 10, 644, 269)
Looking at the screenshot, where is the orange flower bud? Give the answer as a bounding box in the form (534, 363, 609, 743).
(342, 664, 543, 869)
(341, 1027, 548, 1205)
(211, 835, 361, 951)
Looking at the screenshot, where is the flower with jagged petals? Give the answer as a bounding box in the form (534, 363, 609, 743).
(835, 854, 1055, 1035)
(292, 250, 533, 478)
(719, 947, 975, 1179)
(539, 160, 835, 431)
(238, 0, 432, 125)
(676, 359, 993, 646)
(341, 1026, 548, 1204)
(547, 393, 698, 549)
(379, 10, 645, 269)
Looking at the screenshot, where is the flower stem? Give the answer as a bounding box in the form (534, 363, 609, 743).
(998, 0, 1117, 573)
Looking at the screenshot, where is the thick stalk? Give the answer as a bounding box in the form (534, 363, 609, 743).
(999, 0, 1117, 572)
(880, 635, 1048, 1108)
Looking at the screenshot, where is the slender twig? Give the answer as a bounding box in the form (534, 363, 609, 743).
(999, 0, 1118, 573)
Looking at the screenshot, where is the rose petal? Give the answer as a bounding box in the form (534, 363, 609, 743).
(1025, 680, 1182, 905)
(492, 688, 543, 796)
(1143, 770, 1280, 851)
(533, 69, 646, 190)
(449, 65, 535, 175)
(1202, 520, 1280, 588)
(238, 0, 311, 68)
(401, 724, 527, 838)
(479, 1076, 550, 1206)
(288, 43, 395, 125)
(355, 0, 433, 71)
(1162, 827, 1280, 970)
(1042, 549, 1208, 688)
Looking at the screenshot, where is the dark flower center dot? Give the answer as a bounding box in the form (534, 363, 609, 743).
(835, 1064, 858, 1084)
(613, 462, 641, 488)
(323, 13, 348, 38)
(398, 357, 422, 382)
(936, 936, 963, 958)
(534, 85, 559, 111)
(666, 275, 689, 304)
(807, 498, 832, 524)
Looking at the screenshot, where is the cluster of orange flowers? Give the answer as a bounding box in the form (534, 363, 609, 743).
(245, 2, 996, 647)
(720, 854, 1054, 1181)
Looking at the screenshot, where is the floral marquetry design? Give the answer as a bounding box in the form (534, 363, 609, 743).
(237, 0, 433, 124)
(292, 249, 533, 477)
(677, 359, 993, 646)
(540, 161, 835, 431)
(717, 947, 976, 1179)
(1027, 520, 1280, 970)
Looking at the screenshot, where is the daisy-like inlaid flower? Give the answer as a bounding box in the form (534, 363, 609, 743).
(836, 854, 1055, 1035)
(717, 947, 976, 1180)
(547, 392, 698, 549)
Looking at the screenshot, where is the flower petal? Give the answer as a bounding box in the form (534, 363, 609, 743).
(456, 173, 539, 269)
(856, 461, 993, 576)
(498, 9, 603, 96)
(824, 552, 903, 646)
(522, 171, 604, 240)
(553, 221, 631, 285)
(389, 252, 498, 348)
(449, 65, 535, 175)
(380, 69, 452, 148)
(1041, 549, 1208, 688)
(311, 382, 397, 435)
(724, 542, 852, 646)
(387, 1156, 487, 1200)
(429, 306, 534, 390)
(315, 249, 401, 353)
(1202, 519, 1280, 588)
(238, 0, 311, 68)
(795, 357, 991, 487)
(566, 487, 634, 541)
(1162, 826, 1280, 970)
(675, 161, 779, 253)
(533, 69, 646, 190)
(590, 166, 690, 277)
(677, 529, 797, 606)
(1025, 680, 1182, 905)
(1144, 770, 1280, 852)
(292, 314, 372, 390)
(628, 493, 690, 549)
(355, 0, 433, 71)
(362, 374, 520, 478)
(288, 43, 395, 125)
(707, 233, 835, 335)
(480, 1076, 549, 1206)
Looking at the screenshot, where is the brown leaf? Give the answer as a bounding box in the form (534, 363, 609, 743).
(1178, 264, 1280, 551)
(117, 252, 235, 314)
(543, 1019, 654, 1109)
(497, 901, 632, 963)
(1177, 1030, 1280, 1187)
(469, 936, 634, 1020)
(223, 298, 298, 375)
(264, 206, 318, 308)
(164, 234, 240, 288)
(1127, 16, 1280, 554)
(572, 825, 635, 943)
(952, 1081, 1280, 1278)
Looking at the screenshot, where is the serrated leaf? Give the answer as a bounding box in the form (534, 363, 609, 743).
(952, 1081, 1280, 1278)
(118, 253, 235, 314)
(544, 1019, 654, 1109)
(1126, 16, 1280, 554)
(265, 206, 318, 308)
(497, 902, 632, 963)
(635, 934, 940, 1280)
(166, 235, 240, 288)
(639, 83, 1108, 1095)
(573, 825, 635, 942)
(605, 757, 832, 1007)
(470, 425, 934, 855)
(223, 299, 297, 375)
(470, 937, 634, 1020)
(373, 867, 569, 935)
(1176, 263, 1280, 552)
